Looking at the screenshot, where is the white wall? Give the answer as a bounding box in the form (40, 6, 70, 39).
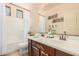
(0, 4, 3, 55)
(0, 3, 31, 54)
(5, 4, 23, 53)
(0, 4, 7, 55)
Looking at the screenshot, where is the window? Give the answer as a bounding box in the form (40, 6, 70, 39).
(5, 6, 11, 16)
(16, 9, 23, 18)
(39, 15, 46, 33)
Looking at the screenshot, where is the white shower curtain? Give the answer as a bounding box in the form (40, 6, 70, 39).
(23, 11, 31, 42)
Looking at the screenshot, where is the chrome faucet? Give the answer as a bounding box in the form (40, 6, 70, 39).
(59, 31, 67, 41)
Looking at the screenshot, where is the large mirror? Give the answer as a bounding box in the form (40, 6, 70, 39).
(39, 3, 79, 35)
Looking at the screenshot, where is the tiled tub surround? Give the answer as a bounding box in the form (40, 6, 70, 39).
(28, 35, 79, 56)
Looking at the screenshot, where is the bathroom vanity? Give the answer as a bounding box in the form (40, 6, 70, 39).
(28, 35, 79, 56)
(28, 39, 72, 56)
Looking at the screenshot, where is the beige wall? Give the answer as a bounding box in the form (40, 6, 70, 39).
(45, 3, 79, 35)
(30, 9, 39, 33)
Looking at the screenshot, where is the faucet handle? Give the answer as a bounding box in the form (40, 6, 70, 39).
(59, 35, 62, 40)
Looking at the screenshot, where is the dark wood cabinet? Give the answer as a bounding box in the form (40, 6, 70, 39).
(28, 39, 72, 56)
(55, 49, 72, 56)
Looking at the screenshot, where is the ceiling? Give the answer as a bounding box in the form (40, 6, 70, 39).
(30, 3, 48, 9)
(29, 3, 60, 15)
(40, 3, 60, 11)
(14, 3, 61, 15)
(38, 3, 61, 15)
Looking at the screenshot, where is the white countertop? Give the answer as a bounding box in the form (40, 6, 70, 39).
(27, 35, 79, 56)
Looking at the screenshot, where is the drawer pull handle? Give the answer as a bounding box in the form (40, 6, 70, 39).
(40, 46, 44, 50)
(41, 51, 48, 56)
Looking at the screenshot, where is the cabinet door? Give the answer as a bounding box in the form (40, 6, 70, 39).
(55, 49, 72, 56)
(32, 46, 40, 56)
(41, 44, 55, 56)
(40, 51, 48, 56)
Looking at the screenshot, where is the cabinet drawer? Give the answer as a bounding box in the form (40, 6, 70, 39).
(32, 41, 44, 50)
